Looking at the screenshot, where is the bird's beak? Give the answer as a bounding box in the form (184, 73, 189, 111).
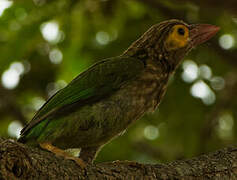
(189, 24, 220, 46)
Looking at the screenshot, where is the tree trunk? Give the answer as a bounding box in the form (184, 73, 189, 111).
(0, 138, 237, 179)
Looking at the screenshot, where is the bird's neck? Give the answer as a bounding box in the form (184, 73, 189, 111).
(123, 42, 178, 74)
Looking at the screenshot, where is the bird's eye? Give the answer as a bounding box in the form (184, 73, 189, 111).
(164, 24, 189, 51)
(177, 28, 185, 36)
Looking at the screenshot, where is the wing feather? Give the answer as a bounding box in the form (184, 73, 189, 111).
(20, 56, 144, 135)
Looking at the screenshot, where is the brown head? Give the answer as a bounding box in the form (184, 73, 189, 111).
(124, 19, 219, 71)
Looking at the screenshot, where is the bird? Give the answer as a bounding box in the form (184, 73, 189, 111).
(18, 19, 219, 168)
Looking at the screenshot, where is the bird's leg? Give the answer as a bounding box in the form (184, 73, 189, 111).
(39, 142, 86, 168)
(79, 146, 100, 164)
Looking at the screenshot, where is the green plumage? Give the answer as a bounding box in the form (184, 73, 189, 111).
(18, 19, 219, 163)
(19, 56, 145, 148)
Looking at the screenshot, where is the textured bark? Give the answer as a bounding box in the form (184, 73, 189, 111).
(0, 138, 237, 179)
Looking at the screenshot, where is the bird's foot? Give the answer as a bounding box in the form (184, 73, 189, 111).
(64, 156, 87, 168)
(39, 142, 86, 169)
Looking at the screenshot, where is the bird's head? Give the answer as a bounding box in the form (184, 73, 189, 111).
(124, 19, 220, 71)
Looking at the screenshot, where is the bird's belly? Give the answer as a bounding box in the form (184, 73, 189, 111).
(49, 78, 167, 149)
(52, 93, 146, 149)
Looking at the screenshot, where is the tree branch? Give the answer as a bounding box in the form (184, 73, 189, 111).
(0, 138, 237, 179)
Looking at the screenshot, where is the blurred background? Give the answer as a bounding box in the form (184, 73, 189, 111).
(0, 0, 236, 164)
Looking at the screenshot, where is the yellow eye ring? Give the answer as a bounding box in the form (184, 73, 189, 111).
(164, 25, 189, 51)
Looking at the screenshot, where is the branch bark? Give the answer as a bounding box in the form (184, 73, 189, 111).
(0, 138, 237, 179)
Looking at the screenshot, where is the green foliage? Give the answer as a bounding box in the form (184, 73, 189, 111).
(0, 0, 237, 163)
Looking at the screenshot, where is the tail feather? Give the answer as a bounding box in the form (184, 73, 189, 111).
(17, 118, 49, 146)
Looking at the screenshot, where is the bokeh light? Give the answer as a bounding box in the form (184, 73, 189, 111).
(199, 64, 212, 80)
(0, 0, 13, 16)
(11, 62, 25, 75)
(219, 34, 235, 50)
(2, 69, 20, 89)
(210, 76, 225, 90)
(40, 21, 63, 44)
(8, 121, 23, 138)
(96, 31, 110, 45)
(144, 125, 159, 140)
(216, 112, 234, 140)
(1, 62, 25, 89)
(182, 60, 199, 83)
(190, 80, 216, 105)
(49, 48, 63, 64)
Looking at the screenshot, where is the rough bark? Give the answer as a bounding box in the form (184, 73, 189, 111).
(0, 138, 237, 179)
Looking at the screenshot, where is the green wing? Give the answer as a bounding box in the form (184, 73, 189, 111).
(20, 56, 144, 136)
